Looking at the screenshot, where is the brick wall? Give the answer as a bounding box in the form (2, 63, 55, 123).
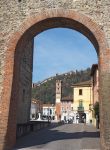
(16, 39, 33, 124)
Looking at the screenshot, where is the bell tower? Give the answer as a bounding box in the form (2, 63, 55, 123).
(56, 80, 62, 102)
(55, 80, 62, 120)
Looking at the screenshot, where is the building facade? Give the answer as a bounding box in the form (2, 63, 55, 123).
(91, 64, 99, 128)
(91, 64, 99, 105)
(61, 96, 74, 122)
(55, 80, 74, 122)
(42, 104, 55, 120)
(30, 99, 43, 120)
(72, 81, 93, 124)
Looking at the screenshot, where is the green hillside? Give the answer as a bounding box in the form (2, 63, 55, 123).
(32, 68, 91, 104)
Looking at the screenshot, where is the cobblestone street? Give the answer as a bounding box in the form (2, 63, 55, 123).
(14, 123, 100, 150)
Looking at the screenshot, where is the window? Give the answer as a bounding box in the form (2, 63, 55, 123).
(79, 89, 82, 95)
(62, 107, 64, 113)
(32, 114, 35, 118)
(50, 109, 52, 115)
(79, 100, 83, 107)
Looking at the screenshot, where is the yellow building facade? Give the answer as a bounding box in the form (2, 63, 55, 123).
(72, 81, 93, 124)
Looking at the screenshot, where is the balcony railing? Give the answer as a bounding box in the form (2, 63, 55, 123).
(77, 106, 84, 111)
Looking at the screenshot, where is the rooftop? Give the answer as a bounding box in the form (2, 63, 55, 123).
(31, 99, 43, 104)
(43, 104, 55, 107)
(71, 80, 91, 87)
(61, 96, 73, 101)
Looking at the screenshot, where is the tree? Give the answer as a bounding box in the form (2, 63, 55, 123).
(31, 68, 91, 104)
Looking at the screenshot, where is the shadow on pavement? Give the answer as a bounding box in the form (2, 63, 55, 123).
(14, 123, 100, 149)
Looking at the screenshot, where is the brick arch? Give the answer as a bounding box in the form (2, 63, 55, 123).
(11, 9, 107, 51)
(0, 9, 109, 150)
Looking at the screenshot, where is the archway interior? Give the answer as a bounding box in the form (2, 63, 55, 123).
(13, 17, 99, 124)
(30, 27, 98, 123)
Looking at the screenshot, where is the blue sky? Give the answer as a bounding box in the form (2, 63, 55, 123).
(33, 28, 98, 82)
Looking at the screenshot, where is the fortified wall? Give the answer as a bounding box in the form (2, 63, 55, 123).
(0, 1, 110, 95)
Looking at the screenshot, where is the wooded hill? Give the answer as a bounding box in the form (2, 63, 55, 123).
(32, 68, 91, 104)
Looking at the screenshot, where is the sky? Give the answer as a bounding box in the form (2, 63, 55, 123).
(33, 28, 98, 83)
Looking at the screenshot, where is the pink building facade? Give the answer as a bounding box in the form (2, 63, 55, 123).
(91, 64, 99, 105)
(61, 96, 73, 121)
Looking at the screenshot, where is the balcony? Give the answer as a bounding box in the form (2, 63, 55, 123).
(77, 106, 84, 112)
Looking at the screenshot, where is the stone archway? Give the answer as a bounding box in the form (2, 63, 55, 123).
(0, 9, 110, 150)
